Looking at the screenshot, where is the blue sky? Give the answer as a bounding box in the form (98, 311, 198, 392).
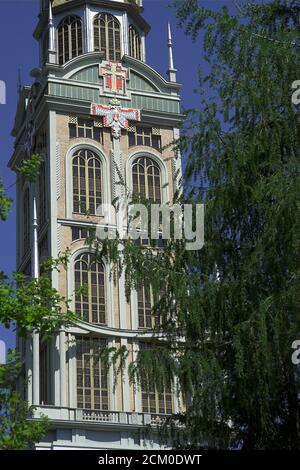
(0, 0, 231, 351)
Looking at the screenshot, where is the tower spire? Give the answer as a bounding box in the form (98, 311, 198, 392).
(167, 22, 177, 83)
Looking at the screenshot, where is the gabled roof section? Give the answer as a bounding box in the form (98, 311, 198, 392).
(123, 55, 182, 94)
(45, 52, 181, 95)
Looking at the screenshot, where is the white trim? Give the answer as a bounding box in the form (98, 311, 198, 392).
(49, 110, 58, 288)
(130, 289, 138, 331)
(20, 181, 31, 260)
(122, 11, 129, 56)
(65, 141, 111, 219)
(68, 333, 76, 408)
(88, 7, 124, 58)
(121, 338, 130, 412)
(133, 340, 142, 413)
(108, 338, 116, 411)
(53, 334, 61, 406)
(141, 33, 146, 63)
(26, 337, 33, 406)
(126, 149, 170, 204)
(173, 127, 183, 195)
(59, 330, 67, 407)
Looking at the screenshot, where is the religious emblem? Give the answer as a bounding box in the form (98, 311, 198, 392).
(100, 62, 128, 95)
(90, 98, 141, 139)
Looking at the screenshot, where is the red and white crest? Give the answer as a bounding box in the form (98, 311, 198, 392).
(100, 62, 128, 95)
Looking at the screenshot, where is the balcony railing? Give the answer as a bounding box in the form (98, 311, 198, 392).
(34, 405, 168, 427)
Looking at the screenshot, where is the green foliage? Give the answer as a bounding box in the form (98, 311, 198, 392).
(0, 179, 12, 221)
(92, 0, 300, 450)
(0, 351, 49, 450)
(0, 151, 76, 448)
(16, 153, 43, 183)
(0, 271, 76, 338)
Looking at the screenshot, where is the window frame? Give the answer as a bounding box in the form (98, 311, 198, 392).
(139, 342, 173, 415)
(132, 155, 162, 203)
(74, 252, 107, 326)
(76, 336, 109, 411)
(93, 13, 121, 62)
(129, 24, 142, 60)
(69, 117, 103, 143)
(128, 127, 162, 151)
(72, 148, 103, 216)
(57, 15, 83, 65)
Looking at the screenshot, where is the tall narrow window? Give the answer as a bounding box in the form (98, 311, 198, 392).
(94, 13, 121, 61)
(39, 161, 46, 227)
(23, 188, 30, 254)
(40, 343, 50, 405)
(138, 285, 152, 329)
(132, 156, 162, 203)
(76, 337, 109, 410)
(57, 16, 83, 65)
(74, 253, 106, 325)
(72, 149, 102, 215)
(140, 343, 173, 415)
(129, 25, 141, 60)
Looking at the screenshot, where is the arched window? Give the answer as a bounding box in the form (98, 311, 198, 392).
(23, 188, 30, 254)
(132, 156, 162, 203)
(57, 16, 83, 65)
(72, 149, 102, 215)
(76, 337, 109, 410)
(129, 25, 141, 60)
(74, 253, 106, 325)
(93, 13, 121, 61)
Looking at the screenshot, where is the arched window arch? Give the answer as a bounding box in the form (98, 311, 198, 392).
(132, 156, 162, 203)
(93, 13, 121, 61)
(74, 252, 106, 325)
(57, 15, 83, 65)
(23, 187, 30, 254)
(72, 149, 102, 215)
(129, 25, 141, 60)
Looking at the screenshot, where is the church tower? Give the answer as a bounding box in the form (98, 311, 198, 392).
(10, 0, 183, 450)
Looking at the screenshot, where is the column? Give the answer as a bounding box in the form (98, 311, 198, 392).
(68, 333, 76, 408)
(132, 340, 142, 412)
(32, 195, 40, 406)
(26, 336, 33, 406)
(121, 338, 131, 412)
(32, 332, 40, 405)
(59, 330, 67, 407)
